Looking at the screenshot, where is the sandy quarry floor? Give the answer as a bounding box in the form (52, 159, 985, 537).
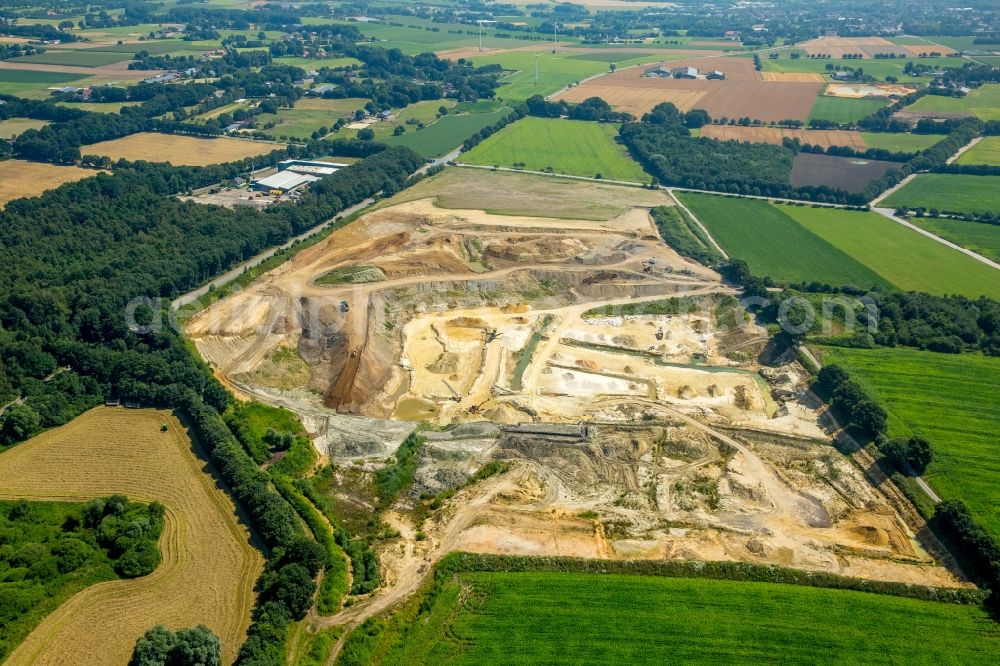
(188, 177, 964, 604)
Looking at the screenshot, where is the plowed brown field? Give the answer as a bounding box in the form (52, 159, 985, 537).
(554, 59, 822, 121)
(0, 407, 263, 666)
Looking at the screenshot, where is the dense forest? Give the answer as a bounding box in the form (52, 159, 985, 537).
(0, 145, 422, 427)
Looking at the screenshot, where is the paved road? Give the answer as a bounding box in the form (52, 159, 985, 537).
(872, 207, 1000, 270)
(171, 149, 461, 310)
(666, 188, 729, 259)
(869, 173, 916, 207)
(946, 136, 982, 165)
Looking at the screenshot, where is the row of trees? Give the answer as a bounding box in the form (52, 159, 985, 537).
(815, 365, 887, 437)
(462, 105, 526, 151)
(525, 95, 635, 123)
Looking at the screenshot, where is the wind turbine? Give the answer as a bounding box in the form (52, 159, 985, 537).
(552, 22, 558, 53)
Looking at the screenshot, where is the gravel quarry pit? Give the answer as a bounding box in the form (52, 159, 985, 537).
(187, 173, 965, 597)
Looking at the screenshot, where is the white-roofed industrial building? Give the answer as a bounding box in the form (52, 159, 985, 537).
(251, 170, 320, 193)
(277, 159, 348, 177)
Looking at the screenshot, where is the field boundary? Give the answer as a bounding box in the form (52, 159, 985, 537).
(435, 552, 984, 604)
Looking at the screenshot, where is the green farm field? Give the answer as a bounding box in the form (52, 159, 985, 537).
(86, 40, 191, 55)
(675, 194, 890, 288)
(912, 217, 1000, 263)
(0, 70, 90, 99)
(274, 56, 362, 69)
(57, 101, 140, 114)
(469, 50, 665, 101)
(257, 97, 370, 140)
(385, 107, 513, 157)
(760, 55, 958, 83)
(911, 36, 977, 51)
(352, 570, 1000, 664)
(364, 100, 455, 142)
(818, 347, 1000, 538)
(860, 132, 941, 153)
(328, 17, 547, 56)
(808, 95, 888, 123)
(882, 174, 1000, 216)
(461, 117, 647, 182)
(780, 205, 1000, 299)
(905, 85, 1000, 121)
(957, 137, 1000, 166)
(10, 50, 132, 67)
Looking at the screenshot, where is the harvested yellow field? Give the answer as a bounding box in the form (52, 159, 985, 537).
(759, 71, 825, 83)
(0, 117, 47, 139)
(0, 160, 98, 207)
(82, 132, 283, 166)
(700, 125, 866, 149)
(900, 43, 956, 57)
(0, 407, 264, 666)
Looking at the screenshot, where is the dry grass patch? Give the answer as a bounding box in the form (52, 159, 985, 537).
(83, 132, 283, 165)
(385, 167, 674, 220)
(0, 160, 99, 207)
(0, 407, 264, 666)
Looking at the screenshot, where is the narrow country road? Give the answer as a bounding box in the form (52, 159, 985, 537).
(872, 207, 1000, 270)
(667, 188, 729, 258)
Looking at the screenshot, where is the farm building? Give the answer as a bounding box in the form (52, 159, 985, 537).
(252, 170, 320, 193)
(673, 66, 699, 79)
(644, 65, 673, 78)
(707, 70, 726, 80)
(307, 83, 338, 96)
(143, 72, 179, 84)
